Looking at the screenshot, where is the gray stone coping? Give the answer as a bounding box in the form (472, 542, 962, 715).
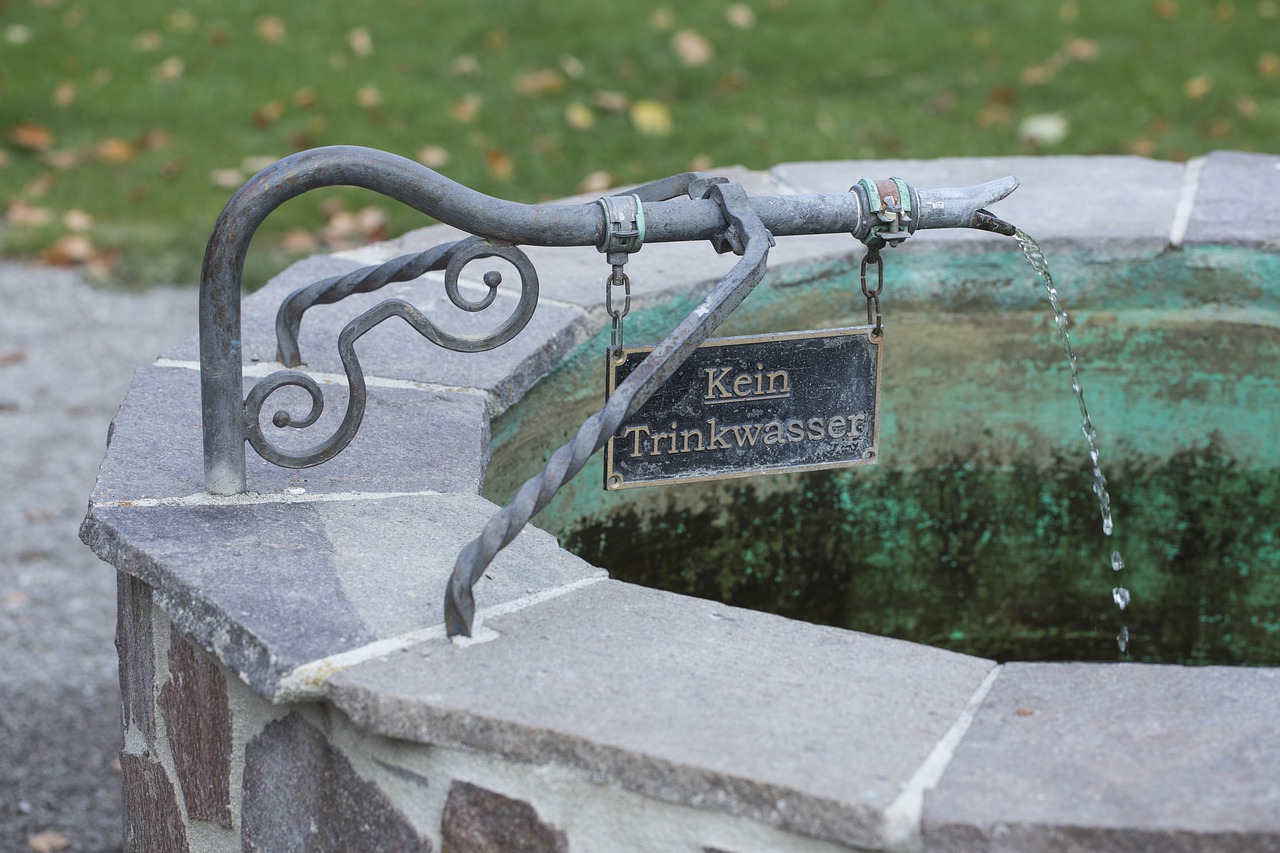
(82, 151, 1280, 851)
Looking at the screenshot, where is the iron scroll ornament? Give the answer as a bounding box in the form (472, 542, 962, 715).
(198, 145, 1019, 636)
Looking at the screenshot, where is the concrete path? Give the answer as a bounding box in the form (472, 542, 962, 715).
(0, 262, 197, 852)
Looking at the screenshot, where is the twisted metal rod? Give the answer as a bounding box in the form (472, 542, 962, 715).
(444, 182, 774, 637)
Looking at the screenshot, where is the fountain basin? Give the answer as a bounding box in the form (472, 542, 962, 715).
(82, 152, 1280, 851)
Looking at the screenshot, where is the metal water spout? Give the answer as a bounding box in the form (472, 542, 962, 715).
(195, 146, 1020, 634)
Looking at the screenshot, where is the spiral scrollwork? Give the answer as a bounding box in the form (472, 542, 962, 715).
(243, 238, 539, 470)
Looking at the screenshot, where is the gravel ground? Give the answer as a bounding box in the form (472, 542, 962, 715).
(0, 263, 197, 852)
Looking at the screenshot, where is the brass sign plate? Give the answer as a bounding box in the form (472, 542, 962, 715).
(605, 326, 881, 489)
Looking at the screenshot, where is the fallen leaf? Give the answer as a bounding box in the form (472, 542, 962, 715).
(711, 69, 747, 95)
(4, 589, 30, 606)
(133, 29, 161, 51)
(95, 137, 136, 164)
(153, 56, 184, 83)
(256, 16, 285, 43)
(44, 148, 83, 170)
(347, 26, 372, 57)
(63, 209, 93, 231)
(671, 29, 714, 66)
(6, 201, 54, 228)
(24, 174, 54, 198)
(514, 68, 565, 95)
(451, 92, 482, 123)
(1063, 37, 1099, 61)
(577, 170, 614, 193)
(138, 129, 171, 151)
(928, 92, 957, 113)
(27, 830, 70, 852)
(688, 154, 713, 171)
(974, 103, 1013, 128)
(42, 234, 95, 266)
(630, 99, 673, 135)
(725, 4, 756, 28)
(1237, 95, 1258, 117)
(1014, 706, 1036, 717)
(1019, 112, 1069, 145)
(253, 100, 285, 127)
(54, 81, 77, 108)
(486, 29, 507, 51)
(159, 157, 185, 179)
(1261, 0, 1278, 16)
(0, 350, 27, 366)
(649, 8, 674, 30)
(293, 87, 319, 108)
(166, 10, 197, 32)
(1214, 0, 1234, 21)
(1059, 2, 1079, 22)
(485, 148, 514, 180)
(10, 123, 54, 151)
(560, 55, 585, 79)
(1151, 0, 1179, 18)
(564, 101, 595, 130)
(280, 229, 318, 253)
(209, 168, 245, 189)
(1208, 117, 1232, 137)
(1184, 74, 1213, 99)
(416, 145, 449, 168)
(5, 24, 33, 44)
(241, 156, 278, 173)
(451, 53, 479, 76)
(0, 149, 9, 169)
(1258, 52, 1279, 78)
(592, 90, 629, 112)
(356, 85, 381, 109)
(1127, 138, 1157, 156)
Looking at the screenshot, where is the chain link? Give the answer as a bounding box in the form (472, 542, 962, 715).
(606, 267, 631, 354)
(860, 249, 884, 336)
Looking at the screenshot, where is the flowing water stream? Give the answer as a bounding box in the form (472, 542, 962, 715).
(1011, 228, 1131, 653)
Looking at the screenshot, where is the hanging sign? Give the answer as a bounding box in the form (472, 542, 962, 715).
(604, 326, 881, 489)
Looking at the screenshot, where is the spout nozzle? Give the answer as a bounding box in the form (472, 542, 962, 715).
(972, 208, 1016, 237)
(914, 176, 1019, 232)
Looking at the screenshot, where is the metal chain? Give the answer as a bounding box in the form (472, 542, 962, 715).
(606, 267, 631, 355)
(860, 248, 884, 335)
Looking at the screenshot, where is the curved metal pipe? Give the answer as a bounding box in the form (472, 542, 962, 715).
(201, 145, 1018, 494)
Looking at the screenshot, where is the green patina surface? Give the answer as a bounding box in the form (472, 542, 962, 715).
(485, 244, 1280, 665)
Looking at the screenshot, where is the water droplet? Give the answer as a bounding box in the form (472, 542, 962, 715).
(1116, 625, 1129, 653)
(1102, 514, 1113, 536)
(1111, 550, 1124, 572)
(1112, 586, 1130, 610)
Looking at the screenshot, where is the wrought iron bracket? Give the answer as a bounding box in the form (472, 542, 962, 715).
(197, 144, 1019, 636)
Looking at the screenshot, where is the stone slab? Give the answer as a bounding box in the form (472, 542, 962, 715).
(82, 493, 605, 700)
(922, 662, 1280, 852)
(165, 254, 590, 414)
(89, 364, 488, 503)
(1181, 150, 1280, 248)
(325, 579, 997, 850)
(773, 156, 1183, 259)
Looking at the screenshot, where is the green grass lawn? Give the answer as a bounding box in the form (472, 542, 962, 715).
(2, 0, 1278, 287)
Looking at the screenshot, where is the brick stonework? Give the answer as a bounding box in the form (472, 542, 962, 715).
(158, 625, 233, 827)
(120, 753, 189, 851)
(241, 712, 431, 852)
(441, 780, 568, 853)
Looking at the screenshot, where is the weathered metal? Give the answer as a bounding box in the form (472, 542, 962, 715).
(198, 144, 1018, 636)
(604, 326, 882, 489)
